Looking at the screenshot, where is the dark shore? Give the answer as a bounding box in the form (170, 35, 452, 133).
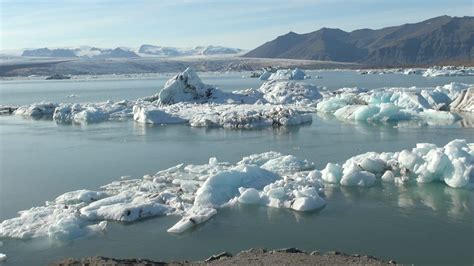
(55, 248, 396, 265)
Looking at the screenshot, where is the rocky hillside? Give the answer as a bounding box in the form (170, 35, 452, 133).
(244, 16, 474, 66)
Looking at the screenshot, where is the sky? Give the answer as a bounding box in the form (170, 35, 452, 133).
(0, 0, 472, 51)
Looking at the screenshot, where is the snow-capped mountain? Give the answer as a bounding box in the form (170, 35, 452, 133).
(19, 45, 243, 58)
(137, 44, 243, 57)
(21, 47, 140, 58)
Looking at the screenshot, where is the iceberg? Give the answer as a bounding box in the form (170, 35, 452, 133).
(53, 100, 134, 124)
(132, 105, 186, 124)
(155, 67, 216, 105)
(258, 80, 322, 105)
(0, 140, 471, 240)
(317, 83, 473, 125)
(14, 102, 58, 118)
(9, 68, 473, 128)
(268, 68, 308, 80)
(450, 88, 474, 113)
(134, 103, 312, 128)
(422, 66, 474, 77)
(259, 70, 272, 80)
(12, 68, 319, 128)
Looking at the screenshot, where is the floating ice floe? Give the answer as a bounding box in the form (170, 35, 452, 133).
(450, 88, 474, 113)
(132, 69, 320, 127)
(12, 68, 319, 128)
(14, 100, 134, 124)
(134, 103, 312, 128)
(53, 100, 134, 124)
(0, 253, 5, 262)
(422, 66, 474, 77)
(0, 152, 325, 239)
(317, 82, 473, 124)
(0, 140, 472, 241)
(357, 66, 474, 77)
(14, 102, 58, 118)
(267, 68, 309, 80)
(10, 68, 473, 127)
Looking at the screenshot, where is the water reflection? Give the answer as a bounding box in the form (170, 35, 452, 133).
(324, 182, 473, 220)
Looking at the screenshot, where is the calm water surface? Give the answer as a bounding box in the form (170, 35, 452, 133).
(0, 72, 473, 265)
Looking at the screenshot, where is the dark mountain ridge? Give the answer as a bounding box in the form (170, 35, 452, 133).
(243, 16, 474, 66)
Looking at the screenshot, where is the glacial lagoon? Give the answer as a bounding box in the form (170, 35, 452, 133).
(0, 71, 473, 265)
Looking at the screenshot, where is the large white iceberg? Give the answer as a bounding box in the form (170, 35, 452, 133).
(155, 67, 216, 105)
(1, 140, 471, 241)
(134, 103, 312, 128)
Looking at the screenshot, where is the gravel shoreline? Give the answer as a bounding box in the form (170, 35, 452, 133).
(55, 248, 396, 265)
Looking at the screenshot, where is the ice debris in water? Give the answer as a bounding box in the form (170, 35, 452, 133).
(134, 103, 312, 128)
(12, 68, 472, 127)
(14, 100, 135, 124)
(132, 68, 321, 127)
(449, 88, 474, 113)
(267, 68, 308, 80)
(318, 139, 473, 188)
(0, 253, 6, 262)
(0, 152, 325, 239)
(422, 66, 474, 77)
(1, 140, 472, 240)
(13, 68, 319, 128)
(317, 82, 473, 123)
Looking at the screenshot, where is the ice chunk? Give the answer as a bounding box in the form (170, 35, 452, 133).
(291, 68, 307, 80)
(167, 207, 217, 234)
(80, 192, 173, 222)
(194, 165, 279, 207)
(48, 217, 107, 241)
(321, 163, 343, 183)
(238, 151, 284, 166)
(423, 66, 474, 77)
(340, 163, 376, 187)
(316, 96, 355, 114)
(143, 103, 313, 128)
(317, 83, 473, 125)
(381, 170, 395, 182)
(157, 67, 215, 105)
(0, 253, 6, 262)
(260, 155, 314, 175)
(55, 190, 109, 205)
(290, 196, 325, 212)
(267, 68, 308, 80)
(52, 101, 134, 124)
(133, 105, 187, 124)
(0, 205, 105, 240)
(398, 150, 422, 171)
(259, 70, 271, 80)
(450, 88, 474, 113)
(237, 188, 261, 204)
(359, 157, 387, 175)
(258, 80, 322, 105)
(14, 102, 57, 118)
